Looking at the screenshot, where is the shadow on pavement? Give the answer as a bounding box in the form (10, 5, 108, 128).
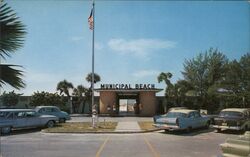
(159, 127, 215, 136)
(0, 128, 42, 136)
(214, 129, 246, 135)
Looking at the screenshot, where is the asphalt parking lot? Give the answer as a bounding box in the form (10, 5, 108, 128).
(0, 128, 239, 157)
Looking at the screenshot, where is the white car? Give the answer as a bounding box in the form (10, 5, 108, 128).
(0, 109, 59, 134)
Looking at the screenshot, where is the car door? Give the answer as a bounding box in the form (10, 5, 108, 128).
(188, 112, 196, 128)
(24, 111, 41, 127)
(193, 111, 204, 128)
(14, 111, 28, 128)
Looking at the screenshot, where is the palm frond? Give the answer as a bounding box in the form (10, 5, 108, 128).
(0, 2, 26, 59)
(0, 64, 25, 89)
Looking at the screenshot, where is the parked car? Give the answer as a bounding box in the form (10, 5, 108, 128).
(153, 109, 211, 132)
(220, 131, 250, 157)
(168, 107, 188, 112)
(213, 108, 250, 132)
(34, 106, 71, 123)
(0, 109, 59, 134)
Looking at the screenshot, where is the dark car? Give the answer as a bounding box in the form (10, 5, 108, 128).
(213, 108, 250, 132)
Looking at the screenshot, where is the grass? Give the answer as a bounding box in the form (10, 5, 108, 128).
(137, 121, 156, 131)
(43, 122, 117, 133)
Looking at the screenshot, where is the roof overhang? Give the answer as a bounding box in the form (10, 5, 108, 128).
(95, 88, 163, 93)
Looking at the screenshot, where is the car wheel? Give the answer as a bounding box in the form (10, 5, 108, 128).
(46, 120, 55, 128)
(242, 125, 248, 132)
(186, 127, 192, 133)
(1, 126, 11, 134)
(205, 121, 210, 129)
(59, 118, 66, 123)
(216, 128, 221, 132)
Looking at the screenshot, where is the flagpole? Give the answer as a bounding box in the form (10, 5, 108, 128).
(91, 0, 96, 128)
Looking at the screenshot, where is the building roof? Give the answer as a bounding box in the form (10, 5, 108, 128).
(95, 88, 163, 93)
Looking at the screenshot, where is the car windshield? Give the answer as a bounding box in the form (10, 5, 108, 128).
(166, 112, 187, 118)
(219, 111, 243, 117)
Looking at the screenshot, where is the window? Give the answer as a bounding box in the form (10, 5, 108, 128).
(45, 108, 53, 112)
(15, 112, 26, 118)
(38, 108, 46, 113)
(166, 112, 187, 118)
(26, 112, 36, 117)
(194, 112, 201, 118)
(189, 112, 195, 118)
(52, 108, 59, 112)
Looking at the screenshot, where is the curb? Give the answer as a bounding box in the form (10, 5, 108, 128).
(41, 128, 162, 134)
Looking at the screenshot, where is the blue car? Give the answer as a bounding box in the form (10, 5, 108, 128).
(153, 109, 211, 132)
(35, 106, 71, 123)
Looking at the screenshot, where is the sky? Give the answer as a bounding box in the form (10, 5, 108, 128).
(2, 0, 250, 96)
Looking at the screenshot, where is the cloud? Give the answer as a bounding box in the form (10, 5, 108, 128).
(132, 70, 160, 78)
(108, 38, 176, 57)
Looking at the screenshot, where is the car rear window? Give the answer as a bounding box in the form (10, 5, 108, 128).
(219, 111, 243, 117)
(166, 112, 187, 118)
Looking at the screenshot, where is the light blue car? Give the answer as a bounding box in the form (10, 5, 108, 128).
(35, 106, 71, 123)
(153, 109, 211, 132)
(0, 109, 59, 134)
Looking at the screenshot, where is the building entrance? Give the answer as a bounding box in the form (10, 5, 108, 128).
(96, 87, 162, 116)
(117, 93, 139, 116)
(119, 99, 136, 116)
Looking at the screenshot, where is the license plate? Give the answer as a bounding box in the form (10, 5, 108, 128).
(222, 123, 227, 126)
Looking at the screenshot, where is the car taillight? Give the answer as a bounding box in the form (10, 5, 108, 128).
(176, 118, 179, 126)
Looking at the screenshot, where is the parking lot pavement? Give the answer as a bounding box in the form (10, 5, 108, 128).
(0, 129, 239, 157)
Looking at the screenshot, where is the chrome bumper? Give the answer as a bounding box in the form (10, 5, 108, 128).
(212, 125, 241, 130)
(153, 124, 182, 131)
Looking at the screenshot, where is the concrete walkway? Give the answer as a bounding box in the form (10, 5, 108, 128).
(115, 121, 141, 132)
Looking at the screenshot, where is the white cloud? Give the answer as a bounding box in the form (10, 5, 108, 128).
(108, 38, 176, 57)
(132, 70, 160, 78)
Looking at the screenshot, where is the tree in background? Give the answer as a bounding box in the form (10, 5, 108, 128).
(182, 48, 228, 112)
(0, 91, 21, 107)
(56, 80, 74, 113)
(85, 73, 101, 112)
(72, 85, 89, 113)
(157, 72, 173, 110)
(0, 1, 26, 89)
(30, 91, 69, 112)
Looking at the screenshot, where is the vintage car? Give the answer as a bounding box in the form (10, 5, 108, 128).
(220, 131, 250, 157)
(213, 108, 250, 132)
(0, 109, 59, 134)
(35, 106, 71, 123)
(153, 109, 211, 132)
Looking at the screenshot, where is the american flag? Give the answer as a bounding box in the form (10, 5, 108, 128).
(88, 8, 93, 30)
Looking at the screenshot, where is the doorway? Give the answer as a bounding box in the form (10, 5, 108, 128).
(117, 93, 139, 116)
(119, 99, 137, 116)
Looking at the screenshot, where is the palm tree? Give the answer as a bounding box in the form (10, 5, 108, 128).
(85, 73, 101, 112)
(157, 72, 173, 111)
(56, 80, 74, 113)
(56, 80, 74, 97)
(0, 2, 26, 89)
(72, 85, 89, 113)
(85, 73, 101, 84)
